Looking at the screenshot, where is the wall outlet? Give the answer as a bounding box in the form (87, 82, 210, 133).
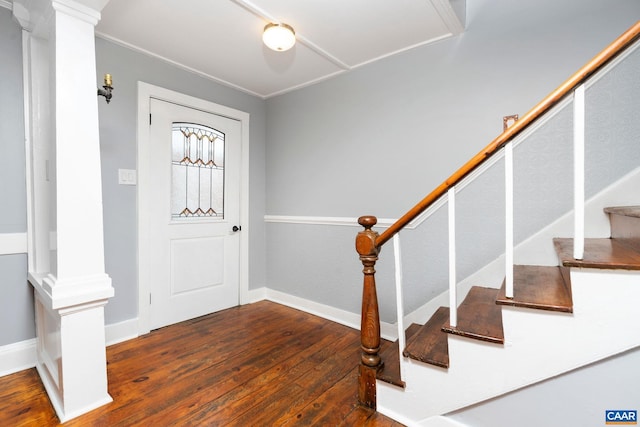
(118, 169, 137, 185)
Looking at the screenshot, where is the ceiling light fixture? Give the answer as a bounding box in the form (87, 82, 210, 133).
(263, 23, 296, 52)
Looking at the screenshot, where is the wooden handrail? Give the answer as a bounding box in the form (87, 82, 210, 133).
(375, 20, 640, 249)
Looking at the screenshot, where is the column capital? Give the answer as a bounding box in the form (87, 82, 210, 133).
(12, 0, 110, 31)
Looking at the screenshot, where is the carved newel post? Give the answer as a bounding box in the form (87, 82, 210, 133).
(356, 215, 381, 409)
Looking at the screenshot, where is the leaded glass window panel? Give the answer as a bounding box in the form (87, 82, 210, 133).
(171, 122, 225, 219)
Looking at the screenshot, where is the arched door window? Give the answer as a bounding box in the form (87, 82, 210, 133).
(171, 122, 225, 219)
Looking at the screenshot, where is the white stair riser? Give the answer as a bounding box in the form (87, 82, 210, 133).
(377, 269, 640, 424)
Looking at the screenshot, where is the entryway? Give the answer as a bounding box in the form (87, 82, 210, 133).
(137, 83, 250, 333)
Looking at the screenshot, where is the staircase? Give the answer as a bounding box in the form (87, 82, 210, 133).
(354, 21, 640, 427)
(375, 204, 640, 424)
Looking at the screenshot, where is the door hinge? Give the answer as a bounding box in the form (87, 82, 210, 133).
(149, 113, 152, 125)
(149, 293, 152, 305)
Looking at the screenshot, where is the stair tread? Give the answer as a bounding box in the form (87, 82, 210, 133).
(377, 323, 422, 387)
(403, 307, 450, 368)
(554, 237, 640, 270)
(496, 265, 573, 313)
(442, 286, 504, 344)
(604, 205, 640, 218)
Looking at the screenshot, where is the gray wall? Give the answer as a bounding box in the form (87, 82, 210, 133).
(95, 38, 267, 325)
(448, 347, 640, 427)
(0, 7, 32, 346)
(264, 0, 640, 322)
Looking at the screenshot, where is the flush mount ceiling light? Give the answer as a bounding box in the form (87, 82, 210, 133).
(263, 23, 296, 52)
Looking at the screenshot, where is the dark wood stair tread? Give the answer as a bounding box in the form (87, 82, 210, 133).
(496, 265, 573, 313)
(554, 237, 640, 270)
(442, 286, 504, 344)
(377, 323, 422, 387)
(403, 307, 450, 368)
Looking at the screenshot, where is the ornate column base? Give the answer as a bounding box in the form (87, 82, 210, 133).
(31, 274, 114, 422)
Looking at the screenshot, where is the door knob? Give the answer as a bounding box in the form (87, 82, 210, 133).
(232, 225, 241, 232)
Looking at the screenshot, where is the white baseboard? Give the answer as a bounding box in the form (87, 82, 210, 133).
(246, 287, 267, 303)
(252, 287, 397, 340)
(105, 318, 139, 346)
(0, 339, 36, 377)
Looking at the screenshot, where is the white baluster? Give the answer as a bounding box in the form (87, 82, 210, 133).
(393, 234, 406, 381)
(448, 188, 457, 327)
(505, 142, 514, 298)
(573, 85, 585, 260)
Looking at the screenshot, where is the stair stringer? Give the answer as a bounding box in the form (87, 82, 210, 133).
(377, 268, 640, 426)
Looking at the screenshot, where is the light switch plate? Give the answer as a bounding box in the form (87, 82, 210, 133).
(118, 169, 137, 185)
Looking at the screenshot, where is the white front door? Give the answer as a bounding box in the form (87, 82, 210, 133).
(144, 98, 241, 329)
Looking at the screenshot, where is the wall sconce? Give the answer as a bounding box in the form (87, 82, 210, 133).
(263, 23, 296, 51)
(97, 73, 113, 104)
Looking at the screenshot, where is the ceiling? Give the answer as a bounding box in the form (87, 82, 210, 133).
(96, 0, 466, 99)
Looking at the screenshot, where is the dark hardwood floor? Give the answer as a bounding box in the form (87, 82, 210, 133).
(0, 301, 404, 426)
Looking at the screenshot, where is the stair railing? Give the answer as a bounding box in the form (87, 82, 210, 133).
(355, 21, 640, 409)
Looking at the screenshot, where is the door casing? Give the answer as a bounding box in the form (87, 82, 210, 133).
(136, 82, 250, 335)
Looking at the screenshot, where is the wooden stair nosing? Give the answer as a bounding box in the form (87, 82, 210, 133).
(553, 237, 640, 270)
(603, 205, 640, 218)
(496, 265, 573, 313)
(403, 307, 450, 369)
(376, 323, 422, 387)
(442, 286, 504, 345)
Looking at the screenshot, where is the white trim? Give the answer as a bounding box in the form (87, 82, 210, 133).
(136, 82, 251, 335)
(255, 287, 397, 341)
(96, 33, 264, 99)
(430, 0, 465, 35)
(419, 415, 471, 427)
(0, 339, 36, 377)
(264, 215, 396, 228)
(105, 318, 139, 346)
(21, 28, 35, 269)
(0, 232, 28, 255)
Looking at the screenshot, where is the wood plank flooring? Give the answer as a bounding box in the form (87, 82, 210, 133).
(0, 301, 404, 426)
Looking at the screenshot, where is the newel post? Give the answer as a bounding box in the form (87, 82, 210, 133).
(356, 215, 381, 409)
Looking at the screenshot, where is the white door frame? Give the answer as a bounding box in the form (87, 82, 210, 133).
(136, 82, 250, 335)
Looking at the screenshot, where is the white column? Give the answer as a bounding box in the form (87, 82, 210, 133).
(14, 0, 114, 422)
